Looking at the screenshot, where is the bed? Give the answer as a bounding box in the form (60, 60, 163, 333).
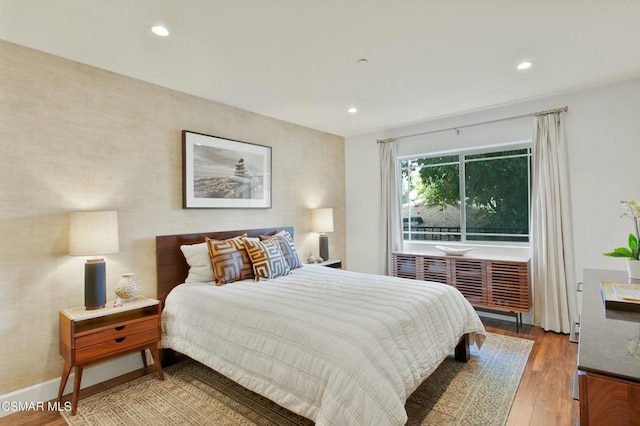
(156, 227, 486, 426)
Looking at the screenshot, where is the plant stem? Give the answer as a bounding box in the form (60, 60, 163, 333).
(635, 216, 640, 260)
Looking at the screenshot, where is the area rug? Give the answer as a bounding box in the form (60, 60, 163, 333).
(62, 332, 533, 426)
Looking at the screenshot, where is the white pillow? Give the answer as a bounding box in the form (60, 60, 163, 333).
(180, 242, 215, 283)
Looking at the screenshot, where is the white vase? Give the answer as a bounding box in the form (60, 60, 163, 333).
(626, 259, 640, 280)
(115, 273, 140, 301)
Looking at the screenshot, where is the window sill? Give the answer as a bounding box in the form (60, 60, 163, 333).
(402, 241, 531, 262)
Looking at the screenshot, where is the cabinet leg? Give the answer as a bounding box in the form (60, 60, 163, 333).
(140, 349, 148, 368)
(71, 366, 83, 416)
(148, 345, 165, 380)
(58, 360, 72, 400)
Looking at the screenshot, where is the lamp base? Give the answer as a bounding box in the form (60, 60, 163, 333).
(85, 258, 106, 310)
(319, 234, 329, 261)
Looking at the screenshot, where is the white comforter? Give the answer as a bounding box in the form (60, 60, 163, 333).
(161, 265, 486, 426)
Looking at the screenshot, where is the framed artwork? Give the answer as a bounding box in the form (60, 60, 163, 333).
(182, 130, 272, 209)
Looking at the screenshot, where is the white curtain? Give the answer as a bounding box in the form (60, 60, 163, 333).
(379, 141, 404, 275)
(531, 112, 577, 333)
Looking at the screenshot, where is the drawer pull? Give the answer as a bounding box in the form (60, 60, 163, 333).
(115, 326, 126, 331)
(115, 337, 126, 343)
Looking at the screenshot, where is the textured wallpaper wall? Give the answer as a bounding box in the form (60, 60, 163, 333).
(0, 40, 345, 394)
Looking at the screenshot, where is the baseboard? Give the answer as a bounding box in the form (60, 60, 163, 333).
(0, 353, 144, 418)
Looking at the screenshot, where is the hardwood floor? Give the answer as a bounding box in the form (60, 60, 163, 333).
(488, 317, 580, 426)
(0, 317, 578, 426)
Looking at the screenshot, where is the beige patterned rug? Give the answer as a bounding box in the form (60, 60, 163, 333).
(62, 332, 533, 426)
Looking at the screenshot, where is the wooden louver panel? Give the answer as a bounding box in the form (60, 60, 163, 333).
(487, 261, 530, 312)
(451, 258, 486, 306)
(421, 256, 449, 284)
(392, 254, 419, 280)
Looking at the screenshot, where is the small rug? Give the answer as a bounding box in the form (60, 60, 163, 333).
(62, 332, 533, 426)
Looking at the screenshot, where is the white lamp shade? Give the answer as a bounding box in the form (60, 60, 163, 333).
(69, 211, 120, 256)
(312, 208, 334, 233)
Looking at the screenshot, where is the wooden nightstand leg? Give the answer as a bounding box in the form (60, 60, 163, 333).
(58, 360, 72, 400)
(148, 345, 165, 380)
(140, 349, 148, 368)
(71, 366, 83, 415)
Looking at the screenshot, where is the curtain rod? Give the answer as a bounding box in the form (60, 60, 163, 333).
(376, 105, 568, 144)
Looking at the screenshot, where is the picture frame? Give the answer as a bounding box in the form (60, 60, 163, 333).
(182, 130, 272, 209)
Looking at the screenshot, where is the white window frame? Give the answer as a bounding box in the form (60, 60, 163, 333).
(399, 141, 531, 246)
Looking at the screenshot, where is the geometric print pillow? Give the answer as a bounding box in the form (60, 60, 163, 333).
(205, 235, 254, 286)
(243, 237, 291, 281)
(260, 230, 302, 270)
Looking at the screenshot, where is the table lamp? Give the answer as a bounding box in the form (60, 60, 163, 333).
(312, 208, 334, 261)
(69, 211, 120, 310)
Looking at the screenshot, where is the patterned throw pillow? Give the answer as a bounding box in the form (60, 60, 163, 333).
(260, 230, 302, 270)
(205, 235, 254, 286)
(243, 237, 291, 281)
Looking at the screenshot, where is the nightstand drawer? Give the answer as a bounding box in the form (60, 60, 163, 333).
(75, 316, 159, 349)
(75, 329, 160, 364)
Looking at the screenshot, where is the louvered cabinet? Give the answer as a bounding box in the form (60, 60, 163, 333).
(391, 252, 531, 318)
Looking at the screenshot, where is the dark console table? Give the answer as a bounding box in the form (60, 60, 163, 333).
(577, 269, 640, 425)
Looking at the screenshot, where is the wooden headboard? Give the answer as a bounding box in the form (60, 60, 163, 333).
(155, 226, 294, 306)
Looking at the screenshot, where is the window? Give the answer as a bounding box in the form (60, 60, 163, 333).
(400, 144, 531, 243)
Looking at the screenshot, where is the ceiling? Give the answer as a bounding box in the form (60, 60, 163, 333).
(1, 1, 639, 137)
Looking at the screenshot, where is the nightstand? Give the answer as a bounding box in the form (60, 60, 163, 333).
(318, 259, 342, 269)
(58, 296, 164, 415)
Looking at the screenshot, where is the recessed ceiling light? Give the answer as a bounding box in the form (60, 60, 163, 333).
(356, 59, 368, 64)
(517, 61, 532, 70)
(151, 25, 170, 37)
(347, 107, 358, 114)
